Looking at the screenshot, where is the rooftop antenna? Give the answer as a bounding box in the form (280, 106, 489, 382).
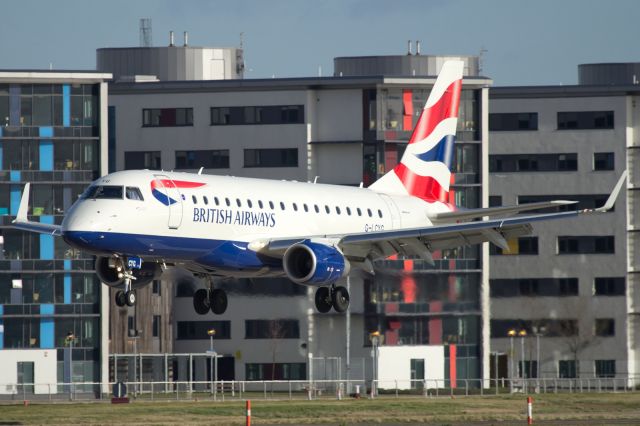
(239, 32, 244, 49)
(479, 46, 488, 74)
(139, 18, 153, 47)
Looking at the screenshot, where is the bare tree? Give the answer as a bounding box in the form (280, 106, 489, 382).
(268, 320, 286, 381)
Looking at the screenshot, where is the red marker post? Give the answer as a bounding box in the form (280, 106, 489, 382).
(527, 396, 533, 424)
(246, 400, 251, 426)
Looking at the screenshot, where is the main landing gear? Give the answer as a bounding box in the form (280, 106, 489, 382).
(315, 285, 350, 313)
(114, 267, 137, 308)
(193, 280, 228, 315)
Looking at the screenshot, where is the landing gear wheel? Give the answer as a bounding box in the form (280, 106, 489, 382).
(125, 290, 137, 307)
(315, 287, 332, 313)
(115, 291, 126, 307)
(193, 289, 210, 315)
(210, 289, 228, 315)
(331, 286, 350, 313)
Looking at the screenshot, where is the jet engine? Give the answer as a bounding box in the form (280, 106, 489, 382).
(283, 241, 350, 285)
(95, 256, 161, 289)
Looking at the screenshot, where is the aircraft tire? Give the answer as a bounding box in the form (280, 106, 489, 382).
(332, 286, 350, 313)
(125, 290, 136, 307)
(210, 289, 228, 315)
(314, 287, 332, 313)
(115, 291, 126, 307)
(193, 289, 210, 315)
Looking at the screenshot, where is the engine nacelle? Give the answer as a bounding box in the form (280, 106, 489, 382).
(283, 241, 350, 285)
(95, 256, 161, 289)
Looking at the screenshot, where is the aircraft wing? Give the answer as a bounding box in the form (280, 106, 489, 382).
(11, 183, 63, 236)
(256, 170, 627, 263)
(428, 200, 577, 223)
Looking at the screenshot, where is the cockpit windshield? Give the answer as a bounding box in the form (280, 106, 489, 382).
(82, 185, 124, 200)
(126, 187, 144, 201)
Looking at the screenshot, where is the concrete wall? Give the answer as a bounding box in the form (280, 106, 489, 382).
(377, 345, 445, 389)
(0, 350, 57, 394)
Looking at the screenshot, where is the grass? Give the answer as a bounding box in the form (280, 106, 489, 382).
(1, 393, 640, 425)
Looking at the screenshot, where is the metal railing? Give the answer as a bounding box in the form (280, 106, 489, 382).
(0, 377, 638, 402)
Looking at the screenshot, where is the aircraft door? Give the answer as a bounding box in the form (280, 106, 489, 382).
(379, 194, 401, 230)
(153, 174, 183, 229)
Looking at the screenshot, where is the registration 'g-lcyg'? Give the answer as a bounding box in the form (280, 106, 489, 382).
(12, 61, 627, 315)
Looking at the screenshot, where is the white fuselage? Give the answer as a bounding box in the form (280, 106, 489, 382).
(62, 170, 451, 276)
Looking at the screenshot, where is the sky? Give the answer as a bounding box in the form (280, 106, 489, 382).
(0, 0, 638, 86)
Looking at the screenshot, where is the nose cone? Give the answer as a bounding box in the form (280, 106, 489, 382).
(61, 201, 107, 253)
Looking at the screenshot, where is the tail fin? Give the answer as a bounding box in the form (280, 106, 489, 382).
(369, 60, 463, 202)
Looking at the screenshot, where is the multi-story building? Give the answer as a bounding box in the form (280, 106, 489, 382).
(489, 63, 640, 382)
(0, 70, 111, 391)
(107, 52, 493, 384)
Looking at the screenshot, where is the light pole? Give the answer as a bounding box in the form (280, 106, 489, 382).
(65, 331, 76, 398)
(532, 325, 546, 384)
(518, 329, 527, 392)
(507, 329, 516, 383)
(207, 329, 217, 386)
(369, 330, 381, 398)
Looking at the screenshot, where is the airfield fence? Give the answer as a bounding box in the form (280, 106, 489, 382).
(0, 377, 639, 402)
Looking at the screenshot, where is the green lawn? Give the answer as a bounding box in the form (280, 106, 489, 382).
(1, 393, 640, 425)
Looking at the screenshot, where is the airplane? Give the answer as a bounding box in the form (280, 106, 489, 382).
(11, 61, 627, 315)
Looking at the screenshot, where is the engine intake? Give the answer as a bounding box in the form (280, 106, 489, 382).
(283, 241, 350, 285)
(95, 256, 161, 289)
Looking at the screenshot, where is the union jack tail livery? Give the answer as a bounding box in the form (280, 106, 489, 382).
(370, 60, 463, 202)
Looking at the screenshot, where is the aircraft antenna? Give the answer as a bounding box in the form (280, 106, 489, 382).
(198, 167, 204, 175)
(313, 176, 319, 184)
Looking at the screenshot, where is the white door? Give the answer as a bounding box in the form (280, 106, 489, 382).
(154, 174, 183, 229)
(379, 194, 401, 230)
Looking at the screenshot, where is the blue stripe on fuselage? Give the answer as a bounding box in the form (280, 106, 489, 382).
(63, 230, 281, 270)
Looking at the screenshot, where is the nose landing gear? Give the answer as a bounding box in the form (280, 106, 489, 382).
(314, 284, 350, 313)
(114, 265, 137, 307)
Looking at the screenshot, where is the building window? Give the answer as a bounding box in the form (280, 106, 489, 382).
(489, 196, 502, 207)
(211, 105, 304, 125)
(489, 112, 538, 131)
(124, 151, 161, 170)
(142, 108, 193, 127)
(557, 111, 614, 130)
(490, 319, 577, 338)
(491, 278, 578, 297)
(489, 154, 577, 172)
(594, 318, 615, 337)
(594, 277, 625, 296)
(558, 236, 614, 254)
(518, 360, 538, 378)
(152, 280, 161, 296)
(245, 363, 306, 380)
(490, 237, 538, 255)
(244, 148, 298, 168)
(176, 321, 231, 340)
(559, 360, 576, 378)
(245, 319, 299, 339)
(595, 360, 616, 378)
(593, 152, 614, 171)
(175, 150, 229, 169)
(152, 315, 161, 338)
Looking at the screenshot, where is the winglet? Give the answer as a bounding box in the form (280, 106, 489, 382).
(13, 183, 30, 223)
(593, 170, 627, 213)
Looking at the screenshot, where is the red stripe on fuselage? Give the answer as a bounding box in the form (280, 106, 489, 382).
(406, 79, 462, 145)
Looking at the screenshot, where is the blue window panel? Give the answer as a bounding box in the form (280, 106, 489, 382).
(63, 84, 70, 127)
(10, 170, 21, 182)
(40, 304, 55, 349)
(10, 185, 21, 215)
(39, 140, 53, 171)
(39, 215, 54, 259)
(39, 127, 53, 138)
(64, 259, 71, 270)
(64, 274, 71, 304)
(0, 127, 3, 137)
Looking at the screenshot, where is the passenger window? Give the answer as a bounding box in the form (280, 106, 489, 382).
(335, 206, 341, 215)
(258, 200, 264, 209)
(293, 203, 298, 211)
(357, 208, 362, 216)
(280, 202, 285, 210)
(346, 207, 351, 216)
(236, 199, 242, 208)
(378, 209, 383, 218)
(203, 196, 208, 205)
(214, 197, 220, 206)
(303, 204, 309, 212)
(125, 187, 144, 201)
(367, 208, 372, 217)
(314, 205, 319, 213)
(247, 199, 253, 208)
(325, 205, 330, 214)
(225, 198, 230, 207)
(192, 195, 197, 204)
(269, 201, 274, 210)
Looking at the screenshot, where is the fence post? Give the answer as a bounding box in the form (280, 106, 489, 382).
(395, 380, 398, 398)
(465, 379, 468, 397)
(263, 381, 267, 400)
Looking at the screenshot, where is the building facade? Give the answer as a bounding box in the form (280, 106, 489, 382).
(488, 63, 640, 381)
(108, 56, 492, 384)
(0, 71, 111, 391)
